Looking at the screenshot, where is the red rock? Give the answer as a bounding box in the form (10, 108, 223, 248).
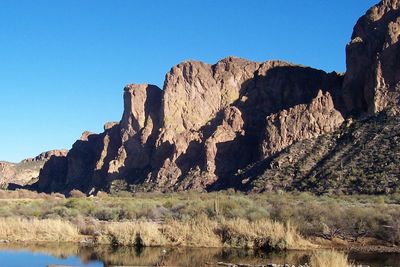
(343, 0, 400, 114)
(32, 1, 400, 193)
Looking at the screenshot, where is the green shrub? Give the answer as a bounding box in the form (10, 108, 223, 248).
(94, 208, 119, 221)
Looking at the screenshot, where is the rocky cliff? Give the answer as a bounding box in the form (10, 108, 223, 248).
(0, 150, 68, 188)
(343, 0, 400, 115)
(33, 0, 400, 194)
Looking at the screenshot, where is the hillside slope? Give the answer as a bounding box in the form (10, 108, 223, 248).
(237, 110, 400, 194)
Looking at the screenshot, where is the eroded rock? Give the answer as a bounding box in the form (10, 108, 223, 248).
(343, 0, 400, 114)
(32, 1, 400, 193)
(261, 91, 344, 158)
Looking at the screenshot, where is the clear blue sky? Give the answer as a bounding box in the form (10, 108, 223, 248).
(0, 0, 378, 162)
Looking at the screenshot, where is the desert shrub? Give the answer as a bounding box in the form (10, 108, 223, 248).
(96, 191, 108, 198)
(69, 189, 86, 198)
(0, 206, 13, 217)
(176, 200, 208, 219)
(93, 208, 119, 221)
(374, 196, 386, 205)
(46, 206, 69, 219)
(163, 200, 174, 209)
(377, 210, 400, 244)
(388, 215, 400, 245)
(116, 208, 136, 221)
(112, 190, 133, 198)
(389, 193, 400, 204)
(15, 201, 43, 218)
(269, 202, 295, 222)
(245, 206, 269, 221)
(50, 192, 65, 199)
(66, 198, 93, 210)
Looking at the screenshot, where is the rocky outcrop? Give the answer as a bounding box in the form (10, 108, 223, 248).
(0, 162, 16, 186)
(343, 0, 400, 114)
(160, 59, 259, 133)
(261, 91, 345, 158)
(32, 0, 400, 194)
(0, 150, 68, 188)
(38, 123, 122, 193)
(109, 84, 162, 177)
(22, 150, 68, 163)
(34, 57, 344, 193)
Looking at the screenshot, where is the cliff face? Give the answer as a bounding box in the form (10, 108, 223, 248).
(34, 0, 400, 194)
(0, 150, 68, 188)
(36, 58, 344, 193)
(343, 0, 400, 114)
(260, 91, 345, 159)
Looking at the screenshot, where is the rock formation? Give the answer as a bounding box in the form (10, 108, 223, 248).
(32, 0, 400, 194)
(343, 0, 400, 114)
(241, 111, 400, 194)
(0, 150, 68, 188)
(22, 150, 69, 163)
(0, 162, 16, 186)
(34, 58, 344, 193)
(261, 91, 345, 158)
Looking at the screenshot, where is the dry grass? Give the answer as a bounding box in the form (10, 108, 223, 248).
(163, 215, 221, 247)
(310, 250, 353, 267)
(95, 217, 311, 250)
(0, 217, 79, 242)
(0, 190, 399, 246)
(96, 216, 221, 247)
(96, 221, 167, 246)
(219, 218, 313, 250)
(0, 215, 312, 250)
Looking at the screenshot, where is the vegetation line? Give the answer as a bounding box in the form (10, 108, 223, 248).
(0, 189, 399, 249)
(0, 216, 312, 250)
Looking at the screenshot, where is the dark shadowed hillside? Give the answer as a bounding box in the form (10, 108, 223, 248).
(237, 110, 400, 194)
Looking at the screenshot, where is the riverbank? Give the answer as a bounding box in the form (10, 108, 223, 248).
(0, 216, 311, 250)
(0, 217, 398, 254)
(0, 189, 398, 252)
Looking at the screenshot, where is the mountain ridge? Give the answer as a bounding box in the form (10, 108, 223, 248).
(3, 0, 399, 195)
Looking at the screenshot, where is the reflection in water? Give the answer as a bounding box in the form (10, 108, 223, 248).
(96, 247, 310, 267)
(0, 243, 398, 267)
(348, 251, 400, 267)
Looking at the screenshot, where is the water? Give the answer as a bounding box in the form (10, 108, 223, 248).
(0, 243, 398, 267)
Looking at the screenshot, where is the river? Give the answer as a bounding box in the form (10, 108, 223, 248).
(0, 243, 398, 267)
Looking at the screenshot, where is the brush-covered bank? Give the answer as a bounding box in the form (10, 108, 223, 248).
(0, 189, 399, 252)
